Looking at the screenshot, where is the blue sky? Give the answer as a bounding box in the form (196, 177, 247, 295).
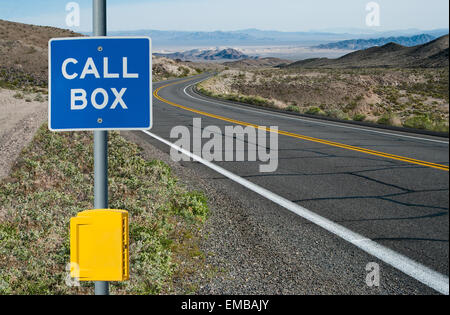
(1, 0, 448, 32)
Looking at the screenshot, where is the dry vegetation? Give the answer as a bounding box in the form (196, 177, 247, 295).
(198, 67, 449, 132)
(0, 126, 211, 294)
(153, 57, 203, 81)
(0, 19, 79, 88)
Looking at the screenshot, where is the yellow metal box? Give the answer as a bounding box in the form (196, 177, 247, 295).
(70, 209, 129, 281)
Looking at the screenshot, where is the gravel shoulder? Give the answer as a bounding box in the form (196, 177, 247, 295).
(0, 88, 47, 180)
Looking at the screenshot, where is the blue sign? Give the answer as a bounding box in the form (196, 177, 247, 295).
(49, 37, 152, 131)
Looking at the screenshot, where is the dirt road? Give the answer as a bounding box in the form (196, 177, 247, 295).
(0, 88, 47, 179)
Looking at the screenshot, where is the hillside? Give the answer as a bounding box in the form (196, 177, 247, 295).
(0, 19, 79, 87)
(316, 34, 437, 50)
(155, 48, 256, 62)
(285, 34, 449, 69)
(0, 19, 205, 88)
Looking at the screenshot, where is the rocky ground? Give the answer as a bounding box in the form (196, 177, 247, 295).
(198, 67, 449, 132)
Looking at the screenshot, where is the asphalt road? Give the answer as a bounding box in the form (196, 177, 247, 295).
(138, 74, 449, 294)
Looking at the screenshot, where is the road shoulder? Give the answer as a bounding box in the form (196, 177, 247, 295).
(0, 88, 47, 180)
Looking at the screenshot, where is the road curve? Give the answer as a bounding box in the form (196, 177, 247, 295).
(140, 75, 449, 294)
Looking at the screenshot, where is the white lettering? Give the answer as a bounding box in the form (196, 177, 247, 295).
(170, 126, 191, 162)
(62, 58, 78, 80)
(123, 57, 139, 78)
(366, 2, 381, 27)
(224, 125, 257, 162)
(202, 126, 223, 162)
(80, 57, 100, 79)
(70, 89, 87, 110)
(91, 88, 109, 109)
(366, 262, 380, 287)
(225, 300, 270, 311)
(65, 2, 80, 27)
(103, 57, 119, 78)
(110, 88, 128, 109)
(258, 127, 279, 173)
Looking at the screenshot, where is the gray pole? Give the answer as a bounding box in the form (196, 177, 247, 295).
(93, 0, 109, 296)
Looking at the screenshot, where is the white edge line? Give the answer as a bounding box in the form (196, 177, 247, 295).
(182, 79, 449, 145)
(142, 129, 449, 295)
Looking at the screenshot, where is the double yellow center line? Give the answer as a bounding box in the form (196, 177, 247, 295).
(154, 79, 449, 172)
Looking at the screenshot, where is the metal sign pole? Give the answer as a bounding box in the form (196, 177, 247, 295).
(93, 0, 109, 296)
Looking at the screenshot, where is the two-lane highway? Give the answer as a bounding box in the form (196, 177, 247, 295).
(138, 74, 449, 294)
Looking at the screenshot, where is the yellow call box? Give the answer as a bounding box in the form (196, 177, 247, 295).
(70, 209, 129, 281)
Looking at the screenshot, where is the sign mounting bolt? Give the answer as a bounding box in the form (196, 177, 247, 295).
(97, 118, 103, 124)
(98, 46, 103, 52)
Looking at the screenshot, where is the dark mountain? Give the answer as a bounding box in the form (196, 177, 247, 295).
(154, 48, 256, 61)
(283, 34, 449, 69)
(315, 34, 438, 50)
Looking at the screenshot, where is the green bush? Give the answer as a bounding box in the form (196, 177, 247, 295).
(403, 115, 448, 132)
(403, 115, 433, 130)
(377, 112, 395, 125)
(0, 125, 209, 295)
(325, 109, 349, 120)
(353, 114, 367, 122)
(13, 92, 24, 99)
(305, 107, 322, 115)
(34, 94, 44, 102)
(287, 105, 300, 113)
(171, 191, 209, 222)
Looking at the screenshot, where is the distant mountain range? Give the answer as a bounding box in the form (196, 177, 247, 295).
(223, 57, 291, 68)
(154, 48, 257, 61)
(283, 34, 449, 69)
(107, 28, 449, 48)
(315, 34, 438, 50)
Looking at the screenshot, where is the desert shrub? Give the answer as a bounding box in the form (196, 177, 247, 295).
(305, 107, 322, 115)
(345, 101, 358, 112)
(170, 191, 209, 222)
(403, 115, 433, 130)
(287, 105, 300, 113)
(13, 92, 24, 99)
(238, 95, 274, 107)
(34, 94, 44, 102)
(178, 67, 190, 77)
(432, 122, 449, 133)
(326, 109, 350, 120)
(402, 115, 448, 132)
(353, 114, 367, 122)
(377, 112, 395, 125)
(197, 87, 213, 97)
